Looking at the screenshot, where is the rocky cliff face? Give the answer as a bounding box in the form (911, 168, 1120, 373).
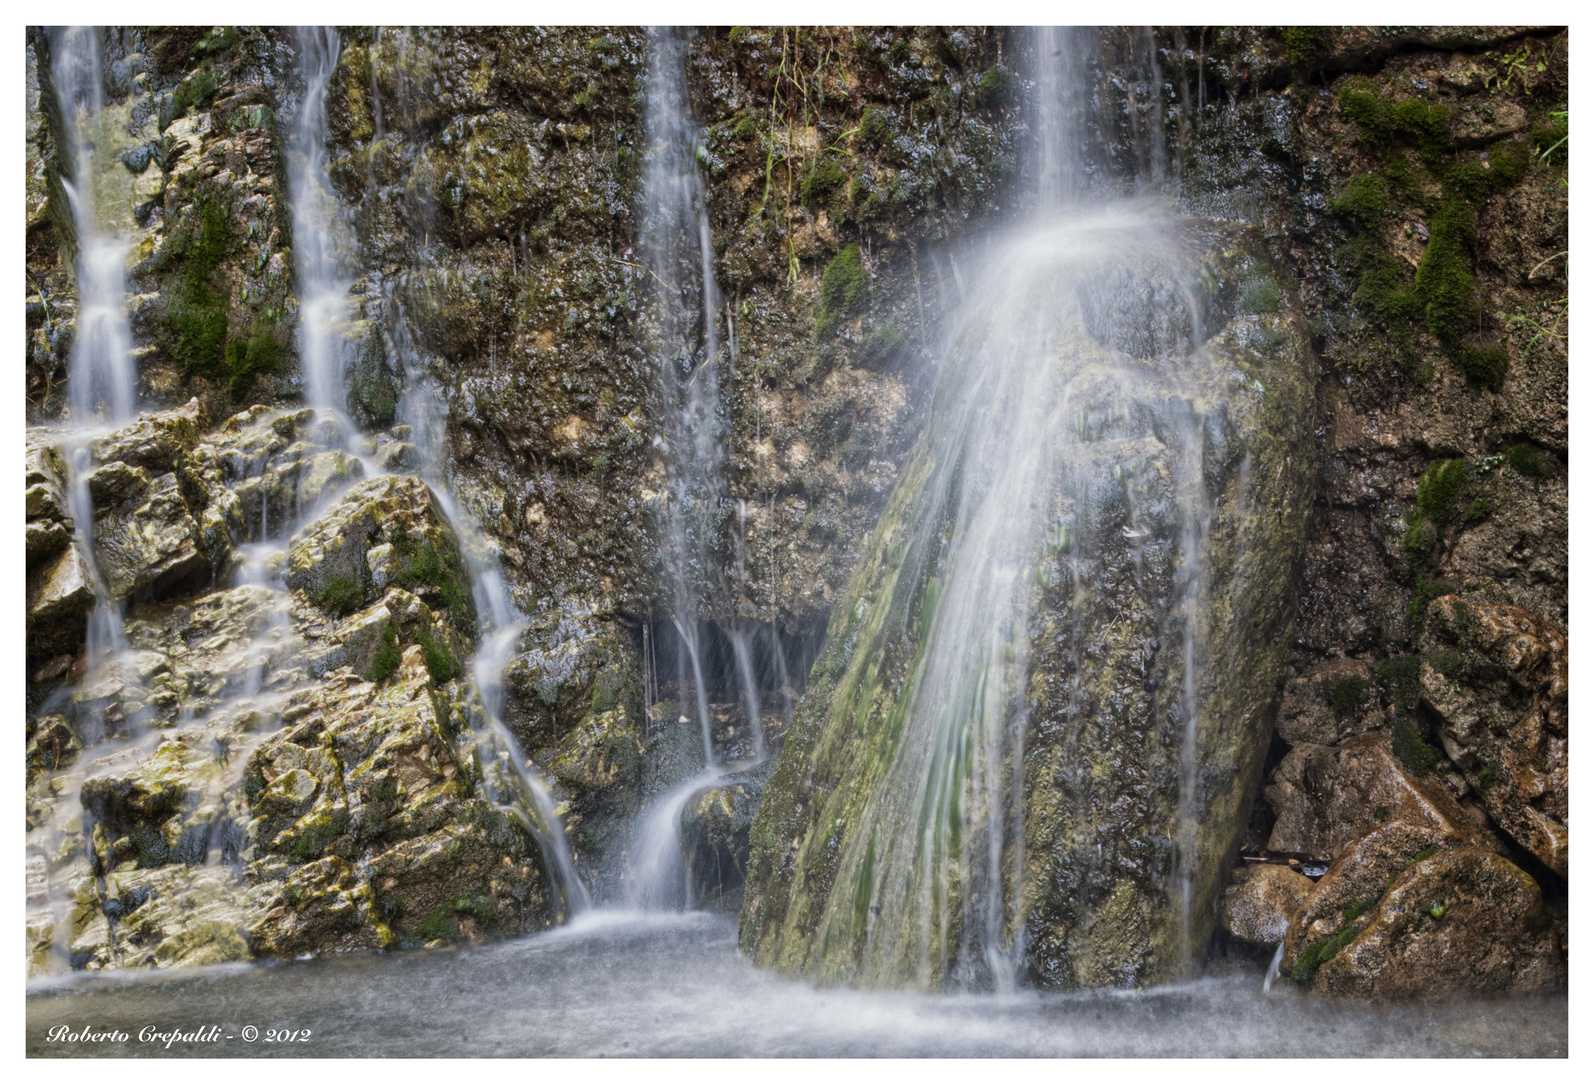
(24, 26, 1566, 994)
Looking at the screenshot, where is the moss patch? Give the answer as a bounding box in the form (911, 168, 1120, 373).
(1392, 717, 1440, 776)
(817, 243, 869, 337)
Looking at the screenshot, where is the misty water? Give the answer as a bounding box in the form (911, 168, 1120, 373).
(27, 912, 1566, 1057)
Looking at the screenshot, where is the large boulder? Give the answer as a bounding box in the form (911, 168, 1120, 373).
(1281, 823, 1563, 997)
(1219, 863, 1315, 946)
(1417, 594, 1567, 877)
(1275, 658, 1382, 746)
(287, 475, 477, 633)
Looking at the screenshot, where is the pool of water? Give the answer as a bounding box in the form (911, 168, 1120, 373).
(26, 911, 1567, 1057)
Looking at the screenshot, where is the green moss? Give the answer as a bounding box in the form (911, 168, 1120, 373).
(858, 106, 894, 148)
(817, 244, 869, 337)
(1338, 87, 1450, 163)
(1415, 459, 1469, 524)
(223, 326, 280, 402)
(415, 628, 458, 685)
(1291, 900, 1375, 985)
(1406, 577, 1457, 625)
(1237, 275, 1282, 316)
(1413, 198, 1477, 352)
(419, 894, 498, 942)
(1331, 174, 1389, 230)
(167, 211, 232, 378)
(390, 533, 472, 631)
(1392, 717, 1440, 776)
(1282, 26, 1334, 79)
(1323, 675, 1369, 719)
(1505, 442, 1548, 477)
(159, 67, 220, 129)
(369, 622, 402, 682)
(313, 567, 366, 616)
(976, 64, 1021, 107)
(1426, 648, 1464, 679)
(1455, 345, 1507, 389)
(1375, 654, 1424, 713)
(801, 156, 849, 211)
(1531, 110, 1568, 163)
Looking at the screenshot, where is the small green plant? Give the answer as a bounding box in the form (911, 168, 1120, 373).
(1323, 675, 1370, 719)
(816, 244, 870, 336)
(976, 64, 1021, 107)
(1291, 900, 1374, 985)
(1392, 717, 1440, 776)
(1376, 654, 1424, 713)
(1428, 903, 1447, 920)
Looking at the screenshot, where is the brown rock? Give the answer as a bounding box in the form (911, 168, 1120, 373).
(1419, 594, 1567, 877)
(1220, 864, 1315, 945)
(1264, 732, 1490, 861)
(1275, 657, 1380, 746)
(1281, 820, 1451, 975)
(1315, 846, 1564, 998)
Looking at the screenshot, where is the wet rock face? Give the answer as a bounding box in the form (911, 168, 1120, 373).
(741, 225, 1318, 990)
(1417, 594, 1567, 877)
(1264, 733, 1492, 862)
(26, 405, 553, 977)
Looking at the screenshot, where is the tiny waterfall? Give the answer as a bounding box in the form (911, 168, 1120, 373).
(52, 25, 138, 426)
(626, 27, 760, 910)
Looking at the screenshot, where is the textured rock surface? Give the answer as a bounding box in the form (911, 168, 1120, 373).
(1220, 864, 1315, 946)
(1418, 594, 1568, 876)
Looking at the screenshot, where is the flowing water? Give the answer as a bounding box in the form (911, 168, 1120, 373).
(625, 27, 767, 909)
(25, 912, 1567, 1057)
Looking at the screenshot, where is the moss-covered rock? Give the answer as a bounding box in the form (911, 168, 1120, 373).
(741, 221, 1318, 989)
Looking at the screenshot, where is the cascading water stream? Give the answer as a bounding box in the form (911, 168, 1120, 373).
(624, 27, 757, 911)
(52, 25, 138, 427)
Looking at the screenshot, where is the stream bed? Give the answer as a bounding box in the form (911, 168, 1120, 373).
(27, 911, 1568, 1057)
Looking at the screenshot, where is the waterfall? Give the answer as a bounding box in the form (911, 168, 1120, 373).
(746, 26, 1263, 990)
(52, 26, 138, 425)
(287, 27, 353, 413)
(625, 27, 762, 910)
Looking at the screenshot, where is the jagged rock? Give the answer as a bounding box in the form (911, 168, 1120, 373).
(287, 475, 476, 632)
(90, 467, 213, 601)
(1284, 829, 1563, 998)
(1219, 864, 1315, 946)
(79, 733, 232, 874)
(26, 716, 82, 782)
(684, 781, 758, 906)
(1418, 594, 1568, 877)
(248, 856, 391, 957)
(1264, 732, 1492, 861)
(25, 519, 71, 565)
(1275, 658, 1381, 746)
(25, 543, 95, 659)
(88, 397, 207, 472)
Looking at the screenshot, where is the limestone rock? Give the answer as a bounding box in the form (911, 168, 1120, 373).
(1296, 841, 1564, 998)
(25, 543, 95, 659)
(1275, 658, 1380, 746)
(91, 468, 213, 601)
(1264, 732, 1491, 861)
(1219, 864, 1315, 946)
(1418, 594, 1567, 877)
(106, 864, 255, 968)
(88, 397, 207, 472)
(287, 475, 476, 632)
(248, 856, 391, 957)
